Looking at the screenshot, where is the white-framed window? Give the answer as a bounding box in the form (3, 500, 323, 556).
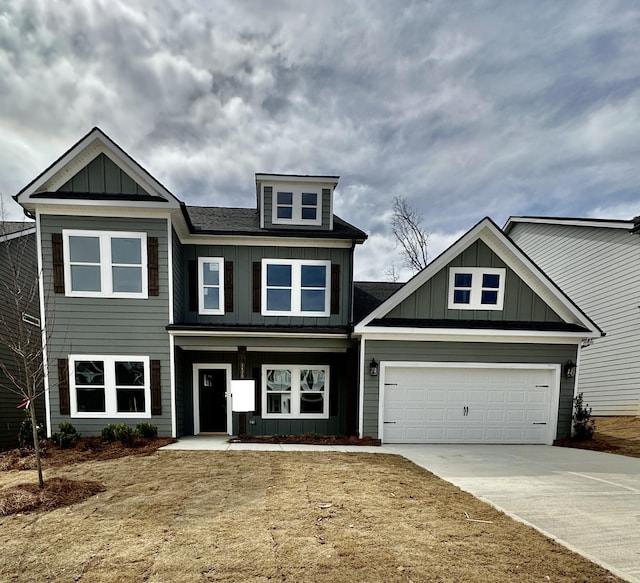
(272, 188, 322, 225)
(261, 259, 330, 316)
(448, 267, 506, 310)
(198, 257, 225, 315)
(69, 355, 151, 418)
(63, 230, 147, 298)
(262, 365, 329, 419)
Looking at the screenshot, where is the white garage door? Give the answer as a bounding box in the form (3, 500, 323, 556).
(382, 365, 556, 444)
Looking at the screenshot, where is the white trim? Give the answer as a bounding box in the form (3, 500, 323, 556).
(261, 364, 330, 419)
(0, 226, 36, 243)
(169, 335, 176, 438)
(167, 218, 174, 325)
(62, 229, 148, 298)
(198, 257, 225, 315)
(69, 355, 151, 418)
(192, 363, 232, 435)
(358, 337, 366, 438)
(36, 211, 52, 437)
(256, 174, 339, 185)
(179, 233, 354, 248)
(504, 216, 635, 231)
(356, 329, 595, 343)
(168, 329, 349, 339)
(447, 267, 506, 310)
(377, 361, 560, 445)
(177, 345, 348, 353)
(354, 218, 602, 336)
(272, 188, 322, 226)
(261, 259, 331, 317)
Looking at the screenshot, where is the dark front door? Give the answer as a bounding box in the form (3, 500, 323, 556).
(199, 369, 227, 433)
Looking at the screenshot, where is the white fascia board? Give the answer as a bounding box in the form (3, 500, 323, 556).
(357, 329, 593, 344)
(30, 205, 175, 219)
(504, 216, 634, 232)
(177, 232, 353, 248)
(168, 329, 349, 340)
(256, 174, 339, 185)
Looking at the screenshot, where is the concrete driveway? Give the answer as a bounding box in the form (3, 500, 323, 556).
(385, 444, 640, 583)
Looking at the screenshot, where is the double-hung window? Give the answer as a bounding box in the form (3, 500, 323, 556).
(262, 365, 329, 419)
(448, 267, 506, 310)
(262, 259, 330, 316)
(70, 355, 150, 418)
(198, 257, 225, 315)
(272, 189, 322, 225)
(63, 230, 147, 298)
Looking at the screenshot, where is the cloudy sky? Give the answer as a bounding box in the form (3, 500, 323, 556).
(2, 1, 639, 281)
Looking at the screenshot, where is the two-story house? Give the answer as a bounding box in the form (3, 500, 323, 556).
(15, 128, 366, 439)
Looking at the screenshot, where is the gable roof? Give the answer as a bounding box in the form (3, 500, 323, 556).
(353, 281, 404, 322)
(354, 217, 603, 339)
(184, 205, 367, 241)
(14, 127, 182, 211)
(504, 216, 637, 232)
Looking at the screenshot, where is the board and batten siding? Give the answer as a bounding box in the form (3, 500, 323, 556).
(179, 244, 352, 327)
(362, 341, 577, 440)
(262, 186, 332, 231)
(40, 215, 172, 436)
(0, 231, 46, 450)
(509, 222, 640, 415)
(385, 240, 563, 323)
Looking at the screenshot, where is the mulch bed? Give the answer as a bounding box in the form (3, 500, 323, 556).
(231, 433, 381, 446)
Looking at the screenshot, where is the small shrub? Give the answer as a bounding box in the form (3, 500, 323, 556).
(52, 422, 80, 449)
(135, 422, 158, 439)
(17, 415, 45, 449)
(572, 392, 595, 441)
(101, 424, 117, 443)
(102, 423, 135, 445)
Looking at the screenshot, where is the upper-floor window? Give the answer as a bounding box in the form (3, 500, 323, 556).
(261, 259, 330, 316)
(198, 257, 225, 315)
(448, 267, 506, 310)
(272, 189, 322, 226)
(63, 230, 147, 298)
(69, 354, 150, 418)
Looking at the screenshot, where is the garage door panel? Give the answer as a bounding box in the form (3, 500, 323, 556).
(382, 365, 555, 444)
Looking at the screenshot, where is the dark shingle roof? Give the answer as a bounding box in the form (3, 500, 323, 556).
(353, 281, 404, 322)
(369, 318, 589, 332)
(184, 205, 367, 240)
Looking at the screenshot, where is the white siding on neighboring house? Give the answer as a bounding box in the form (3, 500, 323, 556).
(508, 221, 640, 415)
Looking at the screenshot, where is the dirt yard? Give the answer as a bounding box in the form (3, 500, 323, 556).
(0, 449, 622, 582)
(557, 416, 640, 458)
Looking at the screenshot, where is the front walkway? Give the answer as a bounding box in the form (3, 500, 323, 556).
(162, 437, 640, 583)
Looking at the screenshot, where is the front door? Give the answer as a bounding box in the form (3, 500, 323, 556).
(198, 369, 228, 433)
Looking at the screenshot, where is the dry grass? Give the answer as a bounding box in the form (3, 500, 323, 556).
(0, 450, 622, 582)
(556, 416, 640, 458)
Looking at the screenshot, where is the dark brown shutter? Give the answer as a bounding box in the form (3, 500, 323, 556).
(252, 262, 261, 313)
(188, 260, 197, 312)
(330, 264, 340, 315)
(151, 360, 162, 415)
(52, 233, 65, 293)
(224, 261, 234, 312)
(58, 359, 70, 415)
(147, 237, 159, 296)
(252, 367, 261, 416)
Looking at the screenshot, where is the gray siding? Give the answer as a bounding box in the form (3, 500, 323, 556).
(0, 232, 45, 450)
(179, 244, 353, 327)
(385, 240, 563, 322)
(172, 227, 184, 323)
(362, 341, 577, 439)
(509, 222, 640, 415)
(262, 186, 332, 231)
(41, 215, 172, 436)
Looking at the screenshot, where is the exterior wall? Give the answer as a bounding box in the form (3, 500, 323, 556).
(361, 340, 578, 440)
(385, 240, 563, 322)
(178, 244, 353, 327)
(40, 214, 173, 436)
(261, 185, 332, 231)
(0, 232, 45, 450)
(176, 346, 358, 436)
(509, 222, 640, 415)
(172, 227, 184, 324)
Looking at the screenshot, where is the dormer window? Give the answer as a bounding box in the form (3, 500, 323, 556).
(273, 188, 322, 226)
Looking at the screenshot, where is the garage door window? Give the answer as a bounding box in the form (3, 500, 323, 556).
(448, 267, 506, 310)
(263, 365, 329, 419)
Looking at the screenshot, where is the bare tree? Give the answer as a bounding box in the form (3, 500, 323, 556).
(389, 196, 429, 273)
(384, 263, 400, 283)
(0, 215, 46, 488)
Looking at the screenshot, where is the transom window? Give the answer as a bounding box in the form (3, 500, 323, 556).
(448, 267, 506, 310)
(70, 355, 150, 418)
(262, 259, 330, 316)
(63, 230, 147, 298)
(262, 365, 329, 419)
(198, 257, 225, 315)
(272, 188, 322, 225)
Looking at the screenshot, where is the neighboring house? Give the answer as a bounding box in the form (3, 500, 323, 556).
(0, 222, 44, 450)
(505, 216, 640, 416)
(14, 128, 366, 439)
(353, 218, 602, 444)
